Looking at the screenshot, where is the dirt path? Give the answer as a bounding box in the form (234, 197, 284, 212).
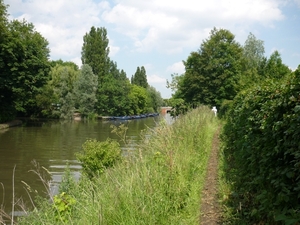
(200, 127, 221, 224)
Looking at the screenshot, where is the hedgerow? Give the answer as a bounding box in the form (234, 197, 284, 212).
(222, 66, 300, 224)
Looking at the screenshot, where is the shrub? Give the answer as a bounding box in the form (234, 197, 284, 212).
(222, 68, 300, 223)
(76, 138, 122, 179)
(53, 192, 76, 223)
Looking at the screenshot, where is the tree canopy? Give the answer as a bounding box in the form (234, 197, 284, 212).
(0, 16, 50, 121)
(131, 66, 149, 88)
(0, 3, 165, 122)
(179, 27, 243, 108)
(81, 26, 110, 86)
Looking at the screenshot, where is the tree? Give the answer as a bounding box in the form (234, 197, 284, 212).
(49, 65, 78, 119)
(81, 26, 113, 114)
(262, 50, 291, 79)
(180, 27, 243, 108)
(129, 85, 149, 115)
(50, 59, 79, 71)
(131, 66, 148, 88)
(0, 18, 50, 120)
(81, 26, 110, 86)
(146, 86, 163, 112)
(239, 33, 265, 88)
(166, 73, 186, 102)
(74, 64, 98, 117)
(243, 32, 265, 70)
(0, 0, 8, 40)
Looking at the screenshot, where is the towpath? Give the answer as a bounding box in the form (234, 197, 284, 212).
(200, 127, 221, 224)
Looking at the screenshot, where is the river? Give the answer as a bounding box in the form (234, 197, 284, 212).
(0, 115, 170, 216)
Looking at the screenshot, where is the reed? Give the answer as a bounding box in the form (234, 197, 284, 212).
(17, 106, 219, 224)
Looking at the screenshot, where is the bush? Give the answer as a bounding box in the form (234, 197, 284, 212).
(76, 138, 122, 179)
(222, 68, 300, 223)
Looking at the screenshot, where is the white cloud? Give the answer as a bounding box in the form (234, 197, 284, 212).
(148, 74, 166, 84)
(7, 0, 106, 61)
(103, 0, 284, 53)
(167, 62, 185, 74)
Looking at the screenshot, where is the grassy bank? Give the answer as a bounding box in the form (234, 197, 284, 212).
(17, 106, 219, 224)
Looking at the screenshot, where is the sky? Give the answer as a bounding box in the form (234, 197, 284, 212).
(4, 0, 300, 98)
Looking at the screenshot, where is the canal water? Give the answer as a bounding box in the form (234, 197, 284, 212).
(0, 115, 169, 215)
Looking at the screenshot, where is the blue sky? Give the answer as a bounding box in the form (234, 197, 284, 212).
(5, 0, 300, 98)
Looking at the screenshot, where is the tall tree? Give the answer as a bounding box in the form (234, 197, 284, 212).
(0, 18, 50, 120)
(243, 32, 265, 70)
(74, 64, 98, 117)
(180, 27, 243, 108)
(131, 66, 148, 88)
(0, 0, 12, 122)
(146, 86, 164, 112)
(262, 50, 291, 79)
(0, 0, 8, 39)
(81, 26, 110, 86)
(239, 33, 265, 88)
(52, 66, 78, 119)
(81, 26, 111, 114)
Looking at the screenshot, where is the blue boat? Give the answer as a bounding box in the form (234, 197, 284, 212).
(113, 116, 131, 120)
(112, 113, 159, 120)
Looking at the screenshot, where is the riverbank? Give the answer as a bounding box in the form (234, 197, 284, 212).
(13, 106, 219, 224)
(0, 120, 22, 130)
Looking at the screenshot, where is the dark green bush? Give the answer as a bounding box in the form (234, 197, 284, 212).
(223, 67, 300, 223)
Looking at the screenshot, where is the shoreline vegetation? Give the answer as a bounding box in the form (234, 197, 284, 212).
(3, 106, 220, 224)
(0, 120, 22, 130)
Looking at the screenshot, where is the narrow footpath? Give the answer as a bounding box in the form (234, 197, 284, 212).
(200, 127, 221, 224)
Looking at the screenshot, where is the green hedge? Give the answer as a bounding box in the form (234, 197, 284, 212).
(223, 67, 300, 223)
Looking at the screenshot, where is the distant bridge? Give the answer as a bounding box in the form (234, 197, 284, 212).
(161, 107, 172, 114)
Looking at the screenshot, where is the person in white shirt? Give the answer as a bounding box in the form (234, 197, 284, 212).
(212, 106, 217, 117)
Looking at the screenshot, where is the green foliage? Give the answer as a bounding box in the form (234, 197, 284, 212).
(168, 98, 190, 117)
(81, 26, 110, 83)
(81, 26, 111, 115)
(110, 123, 129, 145)
(179, 27, 243, 109)
(222, 66, 300, 223)
(146, 86, 164, 112)
(131, 66, 149, 88)
(0, 17, 50, 120)
(0, 0, 8, 39)
(239, 33, 265, 90)
(48, 65, 78, 119)
(59, 162, 76, 194)
(53, 192, 76, 223)
(129, 84, 150, 115)
(242, 32, 265, 71)
(73, 64, 98, 117)
(76, 138, 122, 179)
(50, 59, 79, 71)
(261, 50, 291, 79)
(166, 73, 184, 96)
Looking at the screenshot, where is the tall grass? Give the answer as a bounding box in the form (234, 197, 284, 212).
(18, 106, 219, 225)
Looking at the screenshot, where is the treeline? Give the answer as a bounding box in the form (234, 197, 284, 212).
(168, 27, 300, 223)
(167, 27, 291, 116)
(0, 1, 164, 123)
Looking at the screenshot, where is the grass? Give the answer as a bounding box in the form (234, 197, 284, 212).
(15, 106, 219, 224)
